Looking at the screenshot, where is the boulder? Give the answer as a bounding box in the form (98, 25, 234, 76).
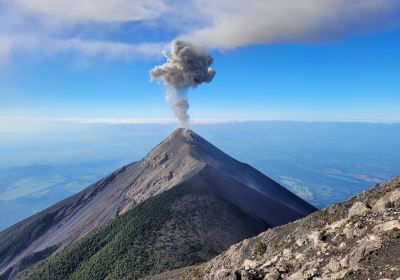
(349, 235, 382, 268)
(373, 189, 400, 212)
(212, 269, 237, 280)
(373, 220, 400, 233)
(243, 259, 257, 270)
(348, 202, 369, 218)
(264, 268, 280, 280)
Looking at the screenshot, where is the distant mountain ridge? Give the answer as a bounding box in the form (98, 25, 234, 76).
(0, 128, 316, 279)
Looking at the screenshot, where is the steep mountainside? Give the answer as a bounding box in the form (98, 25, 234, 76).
(0, 128, 316, 279)
(14, 184, 266, 280)
(161, 176, 400, 280)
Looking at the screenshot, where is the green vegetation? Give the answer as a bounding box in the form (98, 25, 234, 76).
(348, 214, 359, 225)
(280, 177, 314, 201)
(0, 211, 57, 268)
(17, 184, 264, 280)
(255, 240, 267, 257)
(279, 176, 335, 209)
(191, 268, 204, 280)
(18, 186, 177, 280)
(392, 229, 400, 239)
(320, 208, 329, 216)
(9, 245, 59, 279)
(269, 241, 278, 253)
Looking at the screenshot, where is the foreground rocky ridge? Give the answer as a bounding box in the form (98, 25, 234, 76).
(165, 177, 400, 280)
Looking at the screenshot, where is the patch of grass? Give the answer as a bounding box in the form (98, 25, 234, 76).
(319, 208, 330, 217)
(191, 268, 204, 280)
(269, 241, 278, 253)
(255, 240, 267, 257)
(348, 214, 359, 225)
(0, 211, 57, 268)
(392, 229, 400, 239)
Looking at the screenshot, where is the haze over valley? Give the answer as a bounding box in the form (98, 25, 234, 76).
(1, 121, 399, 230)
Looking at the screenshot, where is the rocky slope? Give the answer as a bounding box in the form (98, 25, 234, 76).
(14, 183, 266, 280)
(0, 128, 315, 279)
(160, 176, 400, 280)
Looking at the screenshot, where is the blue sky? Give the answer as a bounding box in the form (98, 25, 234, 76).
(1, 0, 400, 123)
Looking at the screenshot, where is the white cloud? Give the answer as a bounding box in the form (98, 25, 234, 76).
(13, 0, 168, 22)
(0, 0, 169, 60)
(0, 116, 255, 126)
(41, 37, 167, 59)
(0, 34, 167, 59)
(1, 0, 400, 60)
(183, 0, 400, 49)
(0, 36, 12, 58)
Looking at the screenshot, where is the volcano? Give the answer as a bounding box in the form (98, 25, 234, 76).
(0, 128, 316, 279)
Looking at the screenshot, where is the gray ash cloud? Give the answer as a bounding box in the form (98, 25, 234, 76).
(150, 40, 215, 127)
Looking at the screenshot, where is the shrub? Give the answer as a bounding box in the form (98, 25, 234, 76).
(191, 268, 204, 279)
(255, 240, 267, 257)
(392, 229, 400, 239)
(348, 214, 359, 225)
(269, 241, 278, 252)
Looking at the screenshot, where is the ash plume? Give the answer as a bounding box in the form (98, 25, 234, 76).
(150, 40, 215, 127)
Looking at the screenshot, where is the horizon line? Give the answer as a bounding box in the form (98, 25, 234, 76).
(1, 116, 400, 125)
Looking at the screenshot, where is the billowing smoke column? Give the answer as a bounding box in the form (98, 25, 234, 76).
(150, 40, 215, 128)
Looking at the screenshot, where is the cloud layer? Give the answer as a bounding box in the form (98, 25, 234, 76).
(13, 0, 167, 22)
(184, 0, 400, 49)
(0, 34, 166, 60)
(1, 0, 400, 60)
